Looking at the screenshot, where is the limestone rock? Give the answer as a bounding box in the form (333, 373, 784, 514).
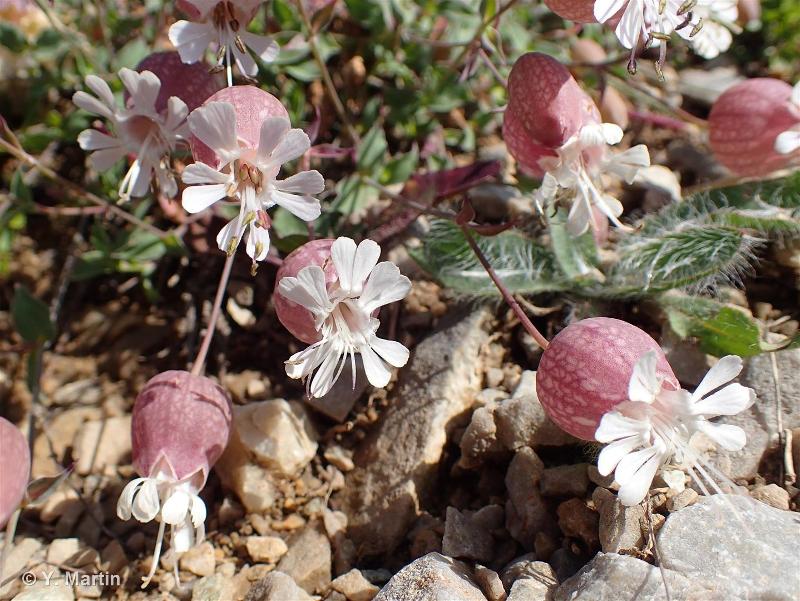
(330, 569, 380, 601)
(592, 487, 645, 553)
(276, 521, 332, 594)
(73, 416, 131, 475)
(556, 499, 598, 548)
(373, 553, 488, 601)
(306, 360, 369, 422)
(192, 574, 236, 601)
(749, 483, 790, 510)
(505, 447, 549, 548)
(245, 571, 314, 601)
(342, 310, 492, 556)
(442, 506, 494, 563)
(540, 464, 590, 498)
(473, 565, 506, 601)
(180, 542, 216, 577)
(245, 536, 289, 564)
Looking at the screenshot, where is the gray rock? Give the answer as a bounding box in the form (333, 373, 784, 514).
(554, 553, 703, 601)
(374, 553, 488, 601)
(459, 402, 505, 468)
(557, 499, 599, 548)
(245, 571, 314, 601)
(505, 447, 550, 548)
(306, 360, 369, 422)
(710, 349, 800, 480)
(442, 506, 495, 562)
(749, 483, 790, 510)
(473, 565, 506, 601)
(658, 494, 800, 600)
(330, 569, 380, 601)
(276, 521, 332, 594)
(507, 562, 558, 601)
(592, 488, 645, 553)
(540, 464, 590, 498)
(342, 310, 492, 556)
(500, 553, 537, 590)
(192, 574, 236, 601)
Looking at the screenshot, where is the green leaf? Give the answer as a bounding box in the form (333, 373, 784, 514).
(357, 125, 388, 174)
(659, 294, 769, 357)
(11, 286, 55, 344)
(546, 208, 602, 282)
(409, 220, 567, 296)
(380, 146, 419, 185)
(112, 38, 149, 71)
(331, 174, 379, 215)
(0, 23, 26, 53)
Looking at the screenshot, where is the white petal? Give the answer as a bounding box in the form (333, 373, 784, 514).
(286, 344, 326, 379)
(275, 170, 325, 195)
(615, 0, 645, 49)
(309, 348, 344, 397)
(595, 411, 647, 443)
(601, 123, 624, 144)
(216, 215, 242, 254)
(188, 101, 240, 161)
(164, 96, 189, 134)
(278, 266, 333, 317)
(360, 343, 392, 388)
(170, 521, 195, 553)
(119, 68, 160, 115)
(73, 90, 115, 120)
(189, 495, 207, 528)
(774, 130, 800, 155)
(369, 335, 410, 368)
(597, 436, 642, 476)
(240, 31, 280, 63)
(697, 421, 747, 451)
(358, 262, 411, 314)
(271, 189, 322, 222)
(161, 489, 190, 524)
(78, 129, 121, 151)
(566, 196, 592, 236)
(257, 117, 291, 163)
(84, 74, 115, 109)
(594, 0, 627, 22)
(88, 147, 127, 171)
(628, 351, 660, 403)
(692, 355, 743, 400)
(182, 183, 228, 213)
(116, 478, 147, 520)
(132, 479, 160, 522)
(130, 160, 154, 197)
(616, 448, 663, 506)
(270, 129, 311, 166)
(606, 145, 651, 183)
(182, 162, 232, 185)
(168, 20, 215, 64)
(691, 383, 755, 417)
(232, 43, 259, 78)
(615, 445, 662, 486)
(245, 222, 270, 261)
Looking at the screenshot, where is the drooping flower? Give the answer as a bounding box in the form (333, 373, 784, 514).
(73, 68, 190, 200)
(275, 237, 412, 398)
(0, 417, 30, 528)
(535, 317, 755, 505)
(534, 122, 651, 235)
(181, 85, 324, 267)
(709, 78, 800, 176)
(117, 370, 232, 588)
(685, 0, 740, 60)
(168, 0, 279, 85)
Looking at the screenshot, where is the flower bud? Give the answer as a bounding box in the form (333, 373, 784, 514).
(134, 51, 221, 113)
(503, 53, 600, 176)
(544, 0, 597, 23)
(536, 317, 679, 440)
(709, 78, 799, 176)
(189, 85, 289, 169)
(0, 417, 30, 528)
(274, 239, 338, 344)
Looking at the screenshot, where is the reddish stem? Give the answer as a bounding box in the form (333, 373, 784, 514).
(190, 252, 235, 376)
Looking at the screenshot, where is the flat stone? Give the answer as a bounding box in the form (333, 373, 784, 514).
(749, 483, 790, 510)
(342, 310, 492, 556)
(373, 553, 488, 601)
(592, 488, 645, 553)
(12, 570, 74, 601)
(179, 541, 216, 577)
(72, 416, 131, 475)
(215, 463, 278, 514)
(46, 538, 83, 566)
(540, 464, 590, 498)
(473, 565, 505, 601)
(508, 572, 558, 601)
(276, 521, 332, 594)
(502, 558, 557, 600)
(192, 574, 236, 601)
(442, 506, 494, 563)
(556, 499, 598, 547)
(245, 571, 314, 601)
(658, 494, 800, 600)
(666, 488, 699, 512)
(246, 536, 288, 564)
(330, 569, 380, 601)
(0, 538, 42, 598)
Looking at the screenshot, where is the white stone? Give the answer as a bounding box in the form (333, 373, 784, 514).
(245, 536, 288, 564)
(72, 416, 131, 475)
(374, 553, 488, 601)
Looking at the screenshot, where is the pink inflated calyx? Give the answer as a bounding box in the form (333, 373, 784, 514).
(709, 78, 799, 176)
(503, 53, 601, 177)
(119, 370, 232, 587)
(536, 317, 679, 440)
(134, 52, 221, 113)
(189, 85, 289, 169)
(544, 0, 598, 23)
(0, 417, 30, 528)
(274, 239, 338, 344)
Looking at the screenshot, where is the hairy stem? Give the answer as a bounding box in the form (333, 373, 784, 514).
(191, 252, 236, 376)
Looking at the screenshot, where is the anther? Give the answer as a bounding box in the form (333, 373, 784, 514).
(690, 18, 704, 37)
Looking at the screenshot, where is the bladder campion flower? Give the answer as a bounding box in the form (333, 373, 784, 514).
(181, 85, 324, 269)
(275, 237, 412, 398)
(536, 317, 755, 505)
(117, 370, 232, 588)
(0, 417, 30, 529)
(73, 68, 190, 200)
(169, 0, 279, 85)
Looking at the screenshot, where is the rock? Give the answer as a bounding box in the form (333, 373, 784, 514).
(192, 574, 236, 601)
(495, 372, 575, 450)
(180, 541, 216, 576)
(554, 553, 701, 600)
(72, 416, 131, 475)
(0, 538, 42, 598)
(373, 553, 488, 601)
(459, 402, 504, 468)
(306, 360, 369, 422)
(505, 447, 549, 548)
(592, 488, 645, 553)
(46, 538, 84, 566)
(666, 488, 698, 512)
(246, 536, 289, 564)
(38, 488, 81, 523)
(324, 446, 355, 472)
(587, 465, 617, 490)
(500, 554, 536, 589)
(750, 483, 790, 510)
(330, 569, 380, 601)
(658, 494, 800, 599)
(474, 565, 505, 601)
(245, 571, 314, 601)
(540, 464, 590, 498)
(557, 499, 598, 547)
(216, 463, 278, 513)
(549, 548, 587, 582)
(276, 521, 332, 594)
(709, 349, 800, 480)
(11, 570, 74, 601)
(442, 506, 494, 562)
(342, 310, 492, 556)
(507, 562, 558, 601)
(100, 540, 127, 575)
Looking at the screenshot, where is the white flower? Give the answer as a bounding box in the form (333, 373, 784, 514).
(683, 0, 739, 59)
(535, 122, 650, 236)
(181, 101, 324, 265)
(73, 69, 189, 200)
(168, 0, 279, 85)
(595, 351, 755, 506)
(278, 237, 412, 398)
(117, 457, 207, 587)
(775, 82, 800, 155)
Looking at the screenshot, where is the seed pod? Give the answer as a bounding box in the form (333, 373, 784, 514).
(0, 417, 30, 528)
(189, 85, 289, 169)
(544, 0, 598, 23)
(709, 78, 799, 176)
(536, 317, 679, 440)
(274, 239, 338, 344)
(176, 0, 261, 20)
(503, 53, 600, 176)
(134, 51, 221, 113)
